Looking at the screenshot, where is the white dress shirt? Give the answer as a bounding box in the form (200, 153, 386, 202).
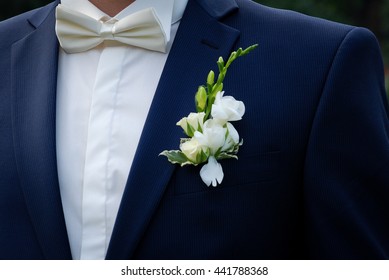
(56, 0, 188, 260)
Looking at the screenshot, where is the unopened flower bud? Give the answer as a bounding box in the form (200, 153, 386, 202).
(207, 70, 215, 86)
(195, 86, 208, 112)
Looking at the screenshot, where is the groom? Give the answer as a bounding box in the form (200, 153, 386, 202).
(0, 0, 389, 260)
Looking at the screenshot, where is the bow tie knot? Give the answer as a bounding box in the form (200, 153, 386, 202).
(99, 19, 117, 41)
(55, 4, 167, 54)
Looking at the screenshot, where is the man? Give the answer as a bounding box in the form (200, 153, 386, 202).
(0, 0, 388, 260)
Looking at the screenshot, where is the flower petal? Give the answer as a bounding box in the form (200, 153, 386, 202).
(180, 138, 202, 163)
(226, 122, 239, 143)
(176, 112, 206, 137)
(200, 156, 224, 187)
(211, 91, 245, 122)
(222, 122, 240, 151)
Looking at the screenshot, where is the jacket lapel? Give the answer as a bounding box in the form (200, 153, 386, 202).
(106, 0, 240, 259)
(11, 1, 72, 259)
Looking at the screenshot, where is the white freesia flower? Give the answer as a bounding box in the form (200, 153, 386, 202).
(176, 112, 206, 136)
(194, 119, 226, 155)
(211, 91, 245, 123)
(200, 156, 224, 187)
(222, 122, 240, 151)
(180, 138, 204, 163)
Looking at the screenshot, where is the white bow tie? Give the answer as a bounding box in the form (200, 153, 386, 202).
(55, 4, 167, 54)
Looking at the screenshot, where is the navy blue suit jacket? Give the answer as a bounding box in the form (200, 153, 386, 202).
(1, 0, 389, 259)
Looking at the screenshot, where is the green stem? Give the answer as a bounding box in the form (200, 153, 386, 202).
(204, 44, 258, 119)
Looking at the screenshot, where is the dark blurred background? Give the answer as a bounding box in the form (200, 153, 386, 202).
(1, 0, 388, 91)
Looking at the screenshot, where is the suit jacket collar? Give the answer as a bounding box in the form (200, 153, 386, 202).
(27, 1, 60, 28)
(106, 0, 240, 259)
(11, 0, 71, 259)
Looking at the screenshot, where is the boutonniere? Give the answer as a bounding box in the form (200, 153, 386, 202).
(160, 44, 258, 187)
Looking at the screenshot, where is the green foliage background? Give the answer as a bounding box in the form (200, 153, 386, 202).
(254, 0, 389, 95)
(1, 0, 388, 93)
(255, 0, 389, 63)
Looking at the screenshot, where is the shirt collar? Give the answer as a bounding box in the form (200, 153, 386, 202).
(60, 0, 188, 42)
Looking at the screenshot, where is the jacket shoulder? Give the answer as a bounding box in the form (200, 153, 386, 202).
(233, 0, 355, 41)
(0, 2, 57, 48)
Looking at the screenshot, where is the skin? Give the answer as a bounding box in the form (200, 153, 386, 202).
(89, 0, 136, 16)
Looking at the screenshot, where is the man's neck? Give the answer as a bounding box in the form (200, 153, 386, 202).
(88, 0, 136, 17)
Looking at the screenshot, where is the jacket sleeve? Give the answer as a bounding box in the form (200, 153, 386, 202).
(303, 27, 389, 259)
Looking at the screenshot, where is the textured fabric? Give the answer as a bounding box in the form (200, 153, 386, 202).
(56, 4, 167, 53)
(0, 0, 388, 260)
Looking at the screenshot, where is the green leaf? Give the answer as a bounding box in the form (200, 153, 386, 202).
(186, 123, 195, 137)
(232, 139, 243, 154)
(196, 120, 204, 133)
(159, 150, 194, 166)
(216, 152, 239, 161)
(195, 149, 210, 164)
(180, 137, 191, 144)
